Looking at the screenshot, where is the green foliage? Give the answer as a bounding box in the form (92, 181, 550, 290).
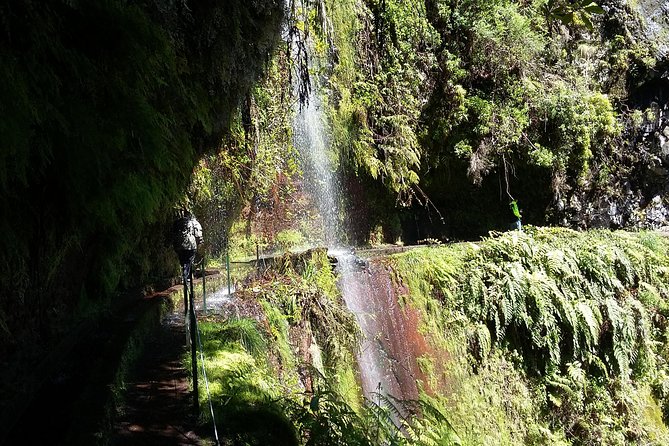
(288, 388, 376, 446)
(215, 0, 655, 247)
(391, 228, 669, 444)
(197, 260, 462, 445)
(308, 0, 648, 239)
(527, 81, 620, 186)
(262, 300, 301, 388)
(276, 229, 306, 252)
(191, 51, 301, 258)
(193, 228, 669, 444)
(287, 388, 461, 446)
(326, 0, 440, 201)
(257, 250, 360, 368)
(455, 228, 667, 377)
(542, 0, 605, 31)
(215, 0, 667, 247)
(218, 317, 269, 359)
(193, 319, 300, 445)
(419, 0, 622, 191)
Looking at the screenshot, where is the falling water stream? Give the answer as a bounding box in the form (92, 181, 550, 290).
(290, 21, 423, 404)
(292, 81, 342, 247)
(336, 254, 422, 402)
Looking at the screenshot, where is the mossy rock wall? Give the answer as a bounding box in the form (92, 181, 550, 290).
(0, 0, 283, 378)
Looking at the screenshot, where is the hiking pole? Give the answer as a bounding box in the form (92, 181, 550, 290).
(183, 264, 189, 317)
(189, 262, 200, 419)
(202, 255, 207, 311)
(183, 263, 190, 346)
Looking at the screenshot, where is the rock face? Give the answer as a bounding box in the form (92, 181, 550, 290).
(636, 0, 669, 59)
(556, 1, 669, 230)
(337, 254, 430, 403)
(561, 115, 669, 230)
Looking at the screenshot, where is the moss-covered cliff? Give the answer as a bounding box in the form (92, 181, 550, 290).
(326, 0, 669, 239)
(206, 0, 669, 250)
(0, 0, 283, 384)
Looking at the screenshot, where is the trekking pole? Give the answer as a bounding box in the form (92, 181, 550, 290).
(183, 264, 189, 346)
(183, 264, 189, 317)
(202, 255, 207, 311)
(189, 263, 200, 419)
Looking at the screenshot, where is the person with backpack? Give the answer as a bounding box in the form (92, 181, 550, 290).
(172, 211, 203, 314)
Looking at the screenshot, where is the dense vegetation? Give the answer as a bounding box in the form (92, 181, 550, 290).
(193, 0, 669, 255)
(4, 0, 669, 443)
(395, 228, 669, 444)
(329, 0, 668, 238)
(194, 229, 669, 445)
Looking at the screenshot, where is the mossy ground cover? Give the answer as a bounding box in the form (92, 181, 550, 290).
(186, 250, 368, 445)
(189, 249, 460, 444)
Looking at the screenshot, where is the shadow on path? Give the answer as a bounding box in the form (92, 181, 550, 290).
(112, 314, 202, 445)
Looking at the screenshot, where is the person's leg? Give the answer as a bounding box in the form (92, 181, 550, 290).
(182, 262, 189, 316)
(189, 260, 195, 313)
(178, 249, 196, 315)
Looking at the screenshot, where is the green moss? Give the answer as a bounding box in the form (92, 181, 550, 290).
(185, 228, 669, 443)
(330, 359, 362, 412)
(189, 254, 369, 443)
(639, 386, 669, 443)
(262, 301, 301, 389)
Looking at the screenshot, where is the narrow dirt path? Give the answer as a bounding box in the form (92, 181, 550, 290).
(111, 310, 203, 446)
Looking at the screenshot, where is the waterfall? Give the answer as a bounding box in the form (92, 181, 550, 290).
(289, 3, 423, 405)
(292, 81, 343, 246)
(292, 77, 419, 405)
(337, 254, 399, 400)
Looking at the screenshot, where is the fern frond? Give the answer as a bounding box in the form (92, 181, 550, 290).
(576, 301, 601, 351)
(552, 288, 578, 351)
(585, 352, 609, 378)
(638, 281, 661, 307)
(610, 245, 635, 286)
(605, 297, 634, 378)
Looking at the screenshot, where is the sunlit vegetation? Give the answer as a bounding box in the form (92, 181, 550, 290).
(392, 228, 669, 444)
(191, 250, 461, 445)
(4, 0, 669, 443)
(326, 0, 640, 235)
(192, 229, 669, 444)
(192, 0, 666, 249)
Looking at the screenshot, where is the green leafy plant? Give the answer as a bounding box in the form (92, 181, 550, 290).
(392, 228, 669, 444)
(542, 0, 605, 31)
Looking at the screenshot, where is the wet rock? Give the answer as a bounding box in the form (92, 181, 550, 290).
(659, 143, 669, 162)
(635, 0, 669, 58)
(642, 195, 669, 228)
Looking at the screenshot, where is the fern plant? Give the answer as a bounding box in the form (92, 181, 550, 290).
(398, 228, 669, 381)
(390, 228, 669, 444)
